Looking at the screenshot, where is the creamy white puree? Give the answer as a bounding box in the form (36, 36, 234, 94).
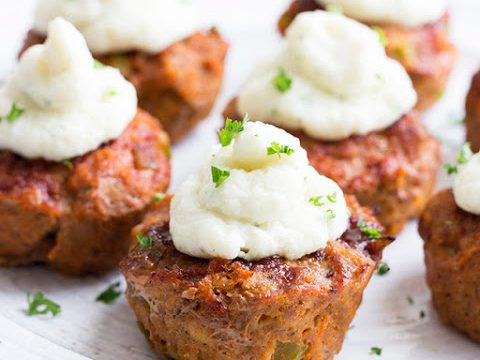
(316, 0, 448, 27)
(237, 11, 416, 141)
(170, 121, 349, 261)
(0, 18, 137, 161)
(453, 152, 480, 215)
(34, 0, 199, 54)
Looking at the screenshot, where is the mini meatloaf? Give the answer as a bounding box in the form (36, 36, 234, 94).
(0, 109, 170, 276)
(20, 29, 228, 143)
(278, 0, 457, 111)
(224, 101, 440, 235)
(466, 70, 480, 152)
(120, 195, 391, 360)
(419, 189, 480, 342)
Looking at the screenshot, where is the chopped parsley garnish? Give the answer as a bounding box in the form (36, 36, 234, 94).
(93, 60, 106, 69)
(211, 166, 230, 188)
(309, 196, 325, 207)
(444, 143, 473, 175)
(63, 159, 73, 170)
(357, 217, 382, 239)
(371, 26, 389, 47)
(96, 282, 122, 304)
(309, 192, 337, 207)
(136, 233, 153, 248)
(376, 262, 390, 276)
(326, 209, 336, 220)
(218, 113, 249, 147)
(26, 292, 61, 317)
(370, 347, 383, 356)
(273, 68, 292, 93)
(326, 4, 343, 13)
(154, 192, 165, 201)
(267, 142, 295, 157)
(326, 192, 337, 203)
(106, 89, 117, 97)
(5, 103, 24, 123)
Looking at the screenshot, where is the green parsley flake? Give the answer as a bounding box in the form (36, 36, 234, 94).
(26, 292, 61, 317)
(444, 143, 473, 175)
(445, 219, 460, 226)
(357, 217, 382, 239)
(309, 196, 325, 207)
(106, 89, 117, 97)
(376, 262, 390, 276)
(372, 26, 389, 47)
(63, 160, 73, 170)
(273, 68, 292, 93)
(6, 103, 24, 123)
(326, 192, 337, 203)
(370, 347, 382, 356)
(96, 282, 122, 304)
(267, 142, 295, 158)
(211, 166, 230, 188)
(93, 60, 106, 69)
(154, 192, 165, 201)
(326, 4, 343, 13)
(137, 233, 153, 248)
(326, 209, 336, 220)
(218, 113, 249, 147)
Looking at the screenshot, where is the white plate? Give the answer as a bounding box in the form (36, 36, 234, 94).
(1, 1, 480, 359)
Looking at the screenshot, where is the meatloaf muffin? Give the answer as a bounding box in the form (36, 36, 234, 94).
(0, 109, 170, 275)
(278, 0, 457, 111)
(225, 101, 440, 235)
(20, 29, 228, 143)
(466, 70, 480, 152)
(419, 189, 480, 342)
(120, 195, 391, 360)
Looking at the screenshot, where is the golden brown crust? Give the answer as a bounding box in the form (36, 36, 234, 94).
(278, 0, 457, 111)
(466, 70, 480, 152)
(0, 109, 170, 275)
(120, 195, 391, 360)
(224, 100, 440, 235)
(419, 189, 480, 342)
(20, 29, 228, 143)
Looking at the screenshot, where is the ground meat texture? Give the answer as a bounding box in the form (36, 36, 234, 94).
(419, 189, 480, 342)
(120, 195, 391, 360)
(278, 0, 457, 111)
(20, 29, 228, 143)
(466, 70, 480, 152)
(224, 100, 440, 235)
(0, 109, 170, 275)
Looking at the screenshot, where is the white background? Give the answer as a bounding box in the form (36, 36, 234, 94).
(0, 1, 480, 359)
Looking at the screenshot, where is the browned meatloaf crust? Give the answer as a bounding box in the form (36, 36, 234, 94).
(120, 195, 392, 360)
(278, 0, 457, 111)
(466, 70, 480, 152)
(0, 109, 170, 276)
(20, 29, 228, 143)
(419, 189, 480, 342)
(224, 100, 440, 235)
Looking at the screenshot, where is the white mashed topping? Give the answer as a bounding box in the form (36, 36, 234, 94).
(0, 18, 137, 161)
(237, 11, 416, 141)
(316, 0, 448, 27)
(453, 152, 480, 215)
(34, 0, 199, 54)
(170, 121, 349, 261)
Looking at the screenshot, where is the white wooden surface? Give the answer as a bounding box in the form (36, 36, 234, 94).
(1, 1, 480, 359)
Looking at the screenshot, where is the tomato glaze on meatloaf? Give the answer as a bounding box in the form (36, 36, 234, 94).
(419, 189, 480, 342)
(20, 29, 228, 143)
(466, 70, 480, 152)
(120, 195, 392, 360)
(224, 100, 440, 235)
(278, 0, 457, 111)
(0, 109, 170, 275)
